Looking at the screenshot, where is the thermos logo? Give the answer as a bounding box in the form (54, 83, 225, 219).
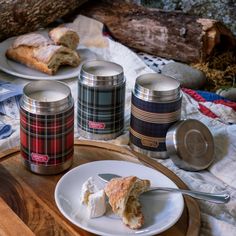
(88, 121, 105, 129)
(31, 153, 49, 163)
(141, 139, 159, 148)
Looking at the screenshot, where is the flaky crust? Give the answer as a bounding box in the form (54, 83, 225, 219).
(12, 33, 51, 48)
(6, 33, 80, 75)
(6, 46, 53, 74)
(105, 176, 137, 216)
(105, 176, 150, 229)
(49, 26, 79, 50)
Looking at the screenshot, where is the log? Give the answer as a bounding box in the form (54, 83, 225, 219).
(80, 0, 236, 63)
(0, 0, 87, 42)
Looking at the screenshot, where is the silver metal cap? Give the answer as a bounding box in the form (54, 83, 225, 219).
(80, 60, 124, 86)
(166, 119, 214, 171)
(20, 80, 73, 115)
(134, 73, 181, 102)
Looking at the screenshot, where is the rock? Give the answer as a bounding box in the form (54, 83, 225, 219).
(216, 87, 236, 102)
(161, 62, 206, 89)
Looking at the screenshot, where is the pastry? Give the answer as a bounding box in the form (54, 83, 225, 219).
(6, 33, 80, 75)
(105, 176, 150, 229)
(49, 26, 79, 50)
(11, 33, 52, 48)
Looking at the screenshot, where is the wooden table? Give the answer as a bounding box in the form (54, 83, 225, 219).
(0, 140, 200, 236)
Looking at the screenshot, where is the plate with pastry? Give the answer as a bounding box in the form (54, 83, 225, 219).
(0, 26, 81, 80)
(55, 160, 184, 236)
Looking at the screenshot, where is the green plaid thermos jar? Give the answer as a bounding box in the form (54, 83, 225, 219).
(20, 81, 74, 175)
(78, 60, 126, 140)
(130, 73, 182, 159)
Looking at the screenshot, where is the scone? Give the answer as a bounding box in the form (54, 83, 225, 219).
(105, 176, 150, 229)
(49, 26, 80, 50)
(6, 33, 80, 75)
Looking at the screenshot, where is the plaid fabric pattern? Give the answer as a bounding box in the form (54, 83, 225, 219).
(77, 81, 125, 135)
(130, 94, 181, 151)
(20, 106, 74, 165)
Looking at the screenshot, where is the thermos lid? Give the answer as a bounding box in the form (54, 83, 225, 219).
(166, 119, 214, 171)
(134, 73, 181, 102)
(20, 80, 73, 115)
(80, 60, 124, 86)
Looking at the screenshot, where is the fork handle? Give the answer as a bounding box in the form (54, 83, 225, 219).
(148, 187, 230, 204)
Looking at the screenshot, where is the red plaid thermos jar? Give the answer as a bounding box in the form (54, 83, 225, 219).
(78, 60, 125, 140)
(130, 73, 182, 159)
(20, 80, 74, 174)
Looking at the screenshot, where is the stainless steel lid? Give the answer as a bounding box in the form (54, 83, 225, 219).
(166, 119, 214, 171)
(20, 80, 73, 115)
(80, 60, 125, 86)
(134, 73, 181, 102)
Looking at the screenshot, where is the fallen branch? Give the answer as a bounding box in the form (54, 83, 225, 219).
(80, 0, 236, 63)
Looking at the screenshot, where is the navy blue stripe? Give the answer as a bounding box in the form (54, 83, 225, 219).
(132, 93, 182, 113)
(130, 115, 177, 137)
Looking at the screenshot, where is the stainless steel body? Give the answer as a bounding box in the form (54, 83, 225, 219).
(78, 60, 125, 140)
(20, 80, 74, 175)
(130, 73, 182, 159)
(23, 158, 73, 175)
(98, 173, 230, 204)
(166, 119, 215, 171)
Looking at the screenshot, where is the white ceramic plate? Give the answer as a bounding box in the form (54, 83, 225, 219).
(0, 31, 81, 80)
(55, 160, 184, 236)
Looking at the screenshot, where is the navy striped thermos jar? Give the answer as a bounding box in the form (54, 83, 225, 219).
(130, 73, 182, 159)
(78, 60, 126, 140)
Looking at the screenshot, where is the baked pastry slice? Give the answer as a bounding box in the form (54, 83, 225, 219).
(10, 33, 52, 48)
(49, 26, 80, 50)
(6, 33, 80, 75)
(105, 176, 150, 229)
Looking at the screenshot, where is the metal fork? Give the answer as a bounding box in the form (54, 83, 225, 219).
(98, 173, 230, 204)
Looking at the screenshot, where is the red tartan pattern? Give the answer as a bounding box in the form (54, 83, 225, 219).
(20, 106, 74, 165)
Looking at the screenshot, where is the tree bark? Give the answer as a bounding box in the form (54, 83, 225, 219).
(80, 0, 236, 63)
(0, 0, 87, 42)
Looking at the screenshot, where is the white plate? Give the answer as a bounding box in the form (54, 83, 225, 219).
(0, 31, 81, 80)
(55, 160, 184, 236)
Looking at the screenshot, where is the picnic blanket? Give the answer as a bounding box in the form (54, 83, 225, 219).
(0, 15, 236, 236)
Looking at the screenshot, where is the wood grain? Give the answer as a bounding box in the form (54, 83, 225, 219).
(0, 0, 87, 42)
(0, 197, 34, 236)
(0, 147, 19, 163)
(0, 141, 200, 236)
(79, 0, 236, 63)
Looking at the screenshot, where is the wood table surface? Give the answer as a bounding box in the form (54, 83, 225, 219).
(0, 140, 200, 236)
